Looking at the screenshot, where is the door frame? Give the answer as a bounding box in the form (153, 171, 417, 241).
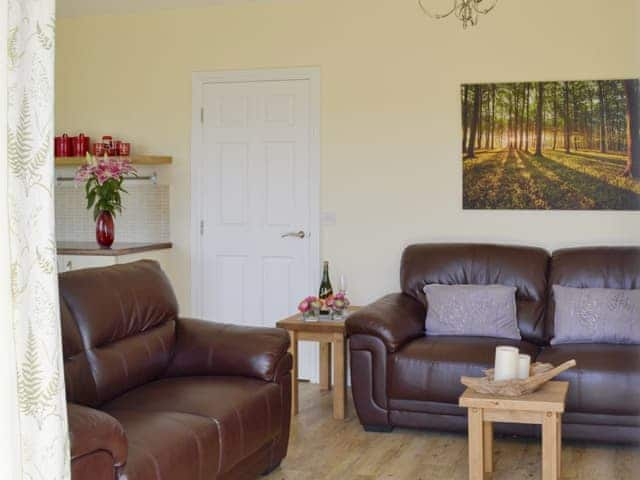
(190, 67, 321, 318)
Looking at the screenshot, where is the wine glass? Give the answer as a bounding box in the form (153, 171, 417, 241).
(339, 273, 348, 295)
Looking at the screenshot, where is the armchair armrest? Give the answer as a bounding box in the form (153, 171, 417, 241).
(67, 403, 127, 467)
(346, 293, 425, 352)
(166, 318, 291, 382)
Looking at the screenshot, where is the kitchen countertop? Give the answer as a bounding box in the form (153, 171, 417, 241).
(57, 241, 173, 257)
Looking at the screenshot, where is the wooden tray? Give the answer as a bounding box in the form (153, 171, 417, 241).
(461, 360, 576, 397)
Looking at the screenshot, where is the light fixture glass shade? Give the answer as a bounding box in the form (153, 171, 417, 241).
(419, 0, 499, 28)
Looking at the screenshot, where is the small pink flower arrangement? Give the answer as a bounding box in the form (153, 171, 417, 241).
(327, 292, 351, 313)
(75, 153, 137, 220)
(298, 296, 324, 315)
(298, 292, 350, 320)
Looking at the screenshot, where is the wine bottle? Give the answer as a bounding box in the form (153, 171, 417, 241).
(318, 261, 333, 314)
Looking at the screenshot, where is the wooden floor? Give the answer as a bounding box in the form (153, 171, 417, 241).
(266, 383, 640, 480)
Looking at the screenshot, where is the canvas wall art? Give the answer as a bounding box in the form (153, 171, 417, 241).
(462, 79, 640, 210)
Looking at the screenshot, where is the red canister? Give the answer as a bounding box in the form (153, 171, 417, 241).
(118, 142, 131, 156)
(93, 142, 106, 156)
(69, 136, 78, 156)
(75, 134, 88, 156)
(55, 136, 63, 157)
(59, 134, 70, 157)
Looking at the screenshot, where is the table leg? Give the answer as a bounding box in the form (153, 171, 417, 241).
(483, 420, 493, 474)
(468, 408, 484, 480)
(557, 414, 562, 477)
(289, 330, 299, 416)
(542, 412, 560, 480)
(332, 333, 346, 420)
(319, 342, 332, 391)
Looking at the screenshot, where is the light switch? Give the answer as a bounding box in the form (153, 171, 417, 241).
(321, 211, 337, 226)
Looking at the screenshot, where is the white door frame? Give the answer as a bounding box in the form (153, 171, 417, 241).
(190, 67, 321, 318)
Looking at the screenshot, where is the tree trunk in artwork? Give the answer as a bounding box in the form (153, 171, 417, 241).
(466, 85, 482, 159)
(552, 83, 558, 150)
(563, 81, 571, 153)
(524, 84, 531, 152)
(535, 82, 545, 156)
(598, 80, 608, 153)
(572, 88, 580, 151)
(490, 85, 496, 149)
(484, 90, 491, 150)
(462, 85, 469, 154)
(477, 89, 484, 150)
(623, 79, 640, 178)
(508, 88, 514, 148)
(518, 86, 526, 150)
(514, 85, 520, 150)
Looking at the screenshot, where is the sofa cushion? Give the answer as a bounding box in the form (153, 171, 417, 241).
(107, 410, 219, 480)
(552, 285, 640, 345)
(104, 376, 283, 474)
(546, 247, 640, 342)
(401, 244, 549, 344)
(60, 260, 179, 405)
(388, 336, 538, 404)
(423, 284, 520, 339)
(537, 344, 640, 416)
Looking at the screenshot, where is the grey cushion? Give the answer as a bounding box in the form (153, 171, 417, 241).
(423, 284, 520, 340)
(552, 285, 640, 345)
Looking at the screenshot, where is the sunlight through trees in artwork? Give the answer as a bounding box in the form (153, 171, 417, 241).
(462, 79, 640, 210)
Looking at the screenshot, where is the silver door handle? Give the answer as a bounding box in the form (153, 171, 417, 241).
(281, 230, 306, 239)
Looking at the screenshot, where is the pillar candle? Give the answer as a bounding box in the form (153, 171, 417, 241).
(494, 346, 519, 381)
(517, 354, 531, 380)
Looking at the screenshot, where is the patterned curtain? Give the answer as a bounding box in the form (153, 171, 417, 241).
(1, 0, 70, 478)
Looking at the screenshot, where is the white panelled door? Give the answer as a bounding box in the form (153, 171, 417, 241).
(195, 72, 319, 381)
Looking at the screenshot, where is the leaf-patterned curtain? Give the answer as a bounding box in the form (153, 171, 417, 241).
(1, 0, 70, 478)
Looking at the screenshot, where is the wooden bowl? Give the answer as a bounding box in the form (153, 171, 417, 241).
(460, 360, 576, 397)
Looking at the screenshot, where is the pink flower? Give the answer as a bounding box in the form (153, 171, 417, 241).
(298, 300, 310, 313)
(74, 164, 94, 182)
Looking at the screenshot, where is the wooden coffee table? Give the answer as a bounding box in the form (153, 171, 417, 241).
(459, 381, 569, 480)
(276, 307, 359, 420)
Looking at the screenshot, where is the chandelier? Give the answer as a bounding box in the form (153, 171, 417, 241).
(418, 0, 499, 28)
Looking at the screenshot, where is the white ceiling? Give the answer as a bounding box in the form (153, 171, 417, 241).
(57, 0, 264, 17)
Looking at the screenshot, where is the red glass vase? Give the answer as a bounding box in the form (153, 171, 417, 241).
(96, 211, 115, 248)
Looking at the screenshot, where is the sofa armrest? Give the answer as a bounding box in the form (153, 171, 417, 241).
(67, 403, 127, 467)
(346, 293, 425, 352)
(166, 318, 291, 382)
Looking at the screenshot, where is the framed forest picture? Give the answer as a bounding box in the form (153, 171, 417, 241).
(461, 79, 640, 210)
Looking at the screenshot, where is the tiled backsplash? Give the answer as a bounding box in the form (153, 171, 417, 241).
(55, 183, 170, 242)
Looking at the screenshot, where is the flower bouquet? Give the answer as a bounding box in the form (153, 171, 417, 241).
(298, 296, 324, 321)
(75, 153, 137, 247)
(327, 292, 351, 320)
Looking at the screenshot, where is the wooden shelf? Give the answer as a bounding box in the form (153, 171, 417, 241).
(55, 154, 172, 166)
(57, 241, 173, 257)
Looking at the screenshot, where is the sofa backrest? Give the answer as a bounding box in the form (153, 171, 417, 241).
(546, 246, 640, 341)
(401, 243, 550, 345)
(60, 260, 178, 407)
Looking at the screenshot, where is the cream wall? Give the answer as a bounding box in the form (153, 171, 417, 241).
(56, 0, 640, 313)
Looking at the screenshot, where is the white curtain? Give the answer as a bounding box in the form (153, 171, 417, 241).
(1, 0, 70, 478)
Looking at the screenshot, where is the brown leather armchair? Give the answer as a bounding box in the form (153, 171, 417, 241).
(61, 260, 292, 479)
(347, 244, 640, 444)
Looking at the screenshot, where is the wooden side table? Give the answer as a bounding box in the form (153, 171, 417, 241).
(459, 381, 569, 480)
(276, 307, 359, 420)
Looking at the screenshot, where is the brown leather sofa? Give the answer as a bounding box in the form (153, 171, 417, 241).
(347, 244, 640, 444)
(61, 260, 292, 479)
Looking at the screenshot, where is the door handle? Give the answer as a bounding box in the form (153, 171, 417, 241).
(281, 230, 306, 239)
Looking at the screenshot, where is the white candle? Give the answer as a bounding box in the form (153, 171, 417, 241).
(517, 354, 531, 380)
(494, 346, 519, 381)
